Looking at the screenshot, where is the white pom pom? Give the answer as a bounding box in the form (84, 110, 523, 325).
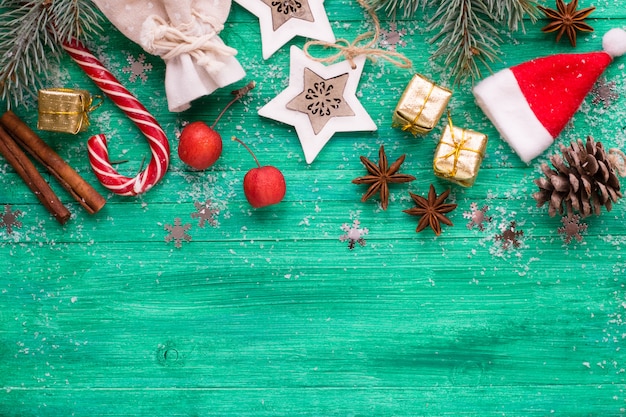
(140, 18, 159, 52)
(603, 28, 626, 58)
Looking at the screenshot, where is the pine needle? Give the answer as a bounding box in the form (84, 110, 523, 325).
(367, 0, 430, 19)
(486, 0, 541, 32)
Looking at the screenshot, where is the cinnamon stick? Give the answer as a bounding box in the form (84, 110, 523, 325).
(0, 124, 71, 224)
(0, 110, 106, 214)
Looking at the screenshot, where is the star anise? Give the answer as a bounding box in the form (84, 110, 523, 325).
(352, 145, 416, 210)
(538, 0, 595, 47)
(403, 184, 457, 236)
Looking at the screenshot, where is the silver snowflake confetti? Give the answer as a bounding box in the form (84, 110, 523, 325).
(591, 78, 619, 108)
(463, 203, 492, 231)
(494, 221, 523, 249)
(339, 219, 369, 250)
(122, 54, 153, 82)
(164, 218, 192, 248)
(380, 23, 407, 51)
(191, 200, 219, 228)
(558, 214, 587, 243)
(0, 205, 22, 234)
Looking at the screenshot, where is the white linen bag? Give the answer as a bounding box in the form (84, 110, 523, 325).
(93, 0, 246, 111)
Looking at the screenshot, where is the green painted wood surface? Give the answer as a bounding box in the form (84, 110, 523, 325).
(1, 2, 625, 416)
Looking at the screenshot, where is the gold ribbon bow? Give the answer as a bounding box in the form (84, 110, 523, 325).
(435, 114, 484, 178)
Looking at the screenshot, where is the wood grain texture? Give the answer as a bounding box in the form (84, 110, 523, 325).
(1, 1, 625, 416)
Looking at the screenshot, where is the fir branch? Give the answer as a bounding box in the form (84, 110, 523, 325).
(485, 0, 541, 32)
(428, 0, 500, 84)
(0, 0, 103, 109)
(51, 0, 103, 43)
(428, 0, 541, 84)
(0, 3, 54, 107)
(367, 0, 430, 19)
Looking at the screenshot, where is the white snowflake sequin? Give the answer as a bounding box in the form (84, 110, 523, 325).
(164, 218, 192, 248)
(590, 77, 619, 108)
(339, 219, 368, 250)
(380, 23, 407, 51)
(463, 203, 492, 231)
(494, 221, 524, 249)
(191, 200, 220, 228)
(558, 214, 587, 243)
(0, 205, 22, 234)
(122, 54, 153, 82)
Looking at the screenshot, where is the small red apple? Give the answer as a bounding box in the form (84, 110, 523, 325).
(233, 136, 286, 208)
(178, 81, 255, 170)
(178, 121, 222, 170)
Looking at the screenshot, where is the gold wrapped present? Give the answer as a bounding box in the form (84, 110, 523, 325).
(38, 88, 101, 134)
(392, 74, 452, 136)
(433, 122, 488, 187)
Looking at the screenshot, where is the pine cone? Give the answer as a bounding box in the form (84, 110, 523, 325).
(533, 136, 622, 217)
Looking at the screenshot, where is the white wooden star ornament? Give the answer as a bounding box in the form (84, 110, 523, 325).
(233, 0, 335, 59)
(258, 46, 377, 164)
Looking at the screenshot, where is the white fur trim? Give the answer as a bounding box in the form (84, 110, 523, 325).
(473, 69, 554, 164)
(603, 28, 626, 58)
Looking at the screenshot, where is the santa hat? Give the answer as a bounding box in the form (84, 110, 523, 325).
(473, 29, 626, 164)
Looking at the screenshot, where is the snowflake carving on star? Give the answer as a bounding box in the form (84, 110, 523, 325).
(122, 54, 153, 82)
(463, 203, 492, 231)
(590, 77, 619, 108)
(0, 205, 22, 234)
(380, 23, 407, 51)
(339, 219, 368, 250)
(263, 0, 314, 30)
(286, 69, 354, 135)
(494, 221, 524, 249)
(558, 214, 587, 243)
(272, 0, 301, 15)
(164, 218, 192, 248)
(191, 200, 220, 228)
(304, 78, 342, 115)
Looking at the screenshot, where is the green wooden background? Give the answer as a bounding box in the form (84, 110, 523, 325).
(1, 1, 625, 416)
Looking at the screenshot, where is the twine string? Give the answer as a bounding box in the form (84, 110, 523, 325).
(303, 0, 412, 69)
(141, 11, 236, 75)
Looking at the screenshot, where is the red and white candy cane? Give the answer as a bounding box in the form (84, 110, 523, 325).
(62, 39, 170, 196)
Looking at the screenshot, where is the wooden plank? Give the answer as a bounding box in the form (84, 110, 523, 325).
(1, 385, 624, 417)
(1, 3, 625, 417)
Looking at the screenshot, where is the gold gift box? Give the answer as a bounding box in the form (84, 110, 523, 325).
(392, 74, 452, 136)
(38, 88, 94, 134)
(433, 124, 488, 187)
